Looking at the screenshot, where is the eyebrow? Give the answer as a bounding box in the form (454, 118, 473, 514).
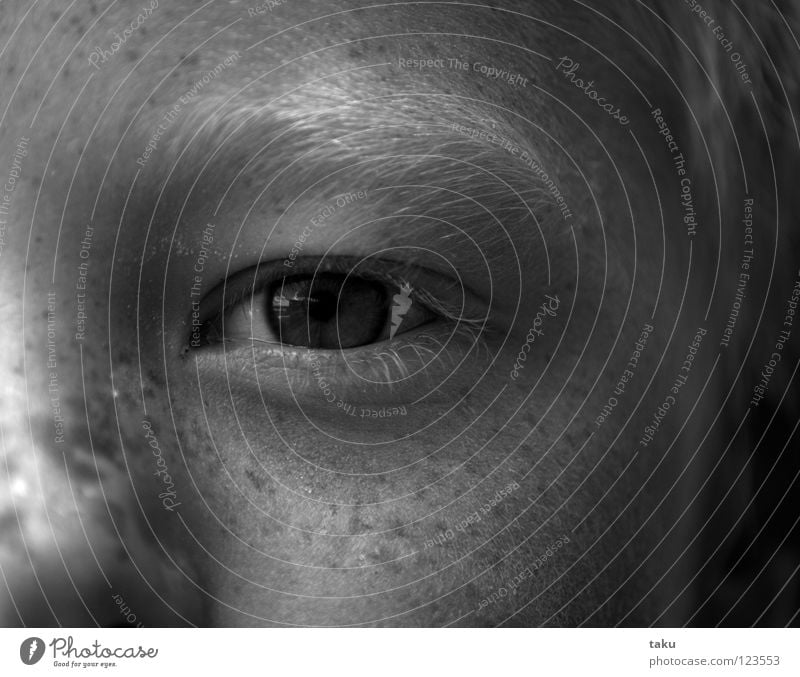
(133, 81, 569, 276)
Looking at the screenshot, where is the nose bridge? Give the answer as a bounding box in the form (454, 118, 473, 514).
(0, 289, 203, 627)
(0, 283, 96, 624)
(0, 273, 68, 472)
(0, 288, 122, 624)
(0, 377, 187, 626)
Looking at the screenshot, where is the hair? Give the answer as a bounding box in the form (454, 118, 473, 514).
(604, 0, 800, 625)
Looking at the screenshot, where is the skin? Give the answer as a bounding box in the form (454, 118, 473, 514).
(0, 0, 791, 627)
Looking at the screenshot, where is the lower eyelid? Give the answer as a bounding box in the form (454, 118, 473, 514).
(203, 319, 489, 394)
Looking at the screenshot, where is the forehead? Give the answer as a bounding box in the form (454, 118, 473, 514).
(8, 0, 629, 88)
(2, 0, 656, 268)
(2, 0, 657, 158)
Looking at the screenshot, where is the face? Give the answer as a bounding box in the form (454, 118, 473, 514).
(0, 0, 769, 627)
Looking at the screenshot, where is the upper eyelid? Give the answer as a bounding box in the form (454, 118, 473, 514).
(147, 94, 550, 274)
(196, 255, 490, 328)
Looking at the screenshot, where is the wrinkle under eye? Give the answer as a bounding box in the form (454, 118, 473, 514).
(269, 273, 390, 349)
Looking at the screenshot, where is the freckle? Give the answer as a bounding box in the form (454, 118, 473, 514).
(348, 512, 372, 535)
(50, 11, 61, 23)
(126, 49, 139, 62)
(364, 548, 384, 565)
(6, 64, 15, 76)
(245, 469, 264, 492)
(270, 408, 286, 426)
(62, 65, 70, 78)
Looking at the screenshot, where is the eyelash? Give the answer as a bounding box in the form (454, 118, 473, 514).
(193, 256, 491, 389)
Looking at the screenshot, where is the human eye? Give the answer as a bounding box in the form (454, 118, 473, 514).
(190, 254, 493, 405)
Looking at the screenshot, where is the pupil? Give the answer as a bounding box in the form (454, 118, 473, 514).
(307, 290, 338, 322)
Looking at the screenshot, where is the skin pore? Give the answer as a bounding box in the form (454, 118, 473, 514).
(0, 0, 793, 627)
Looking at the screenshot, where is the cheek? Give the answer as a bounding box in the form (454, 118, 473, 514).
(150, 342, 608, 626)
